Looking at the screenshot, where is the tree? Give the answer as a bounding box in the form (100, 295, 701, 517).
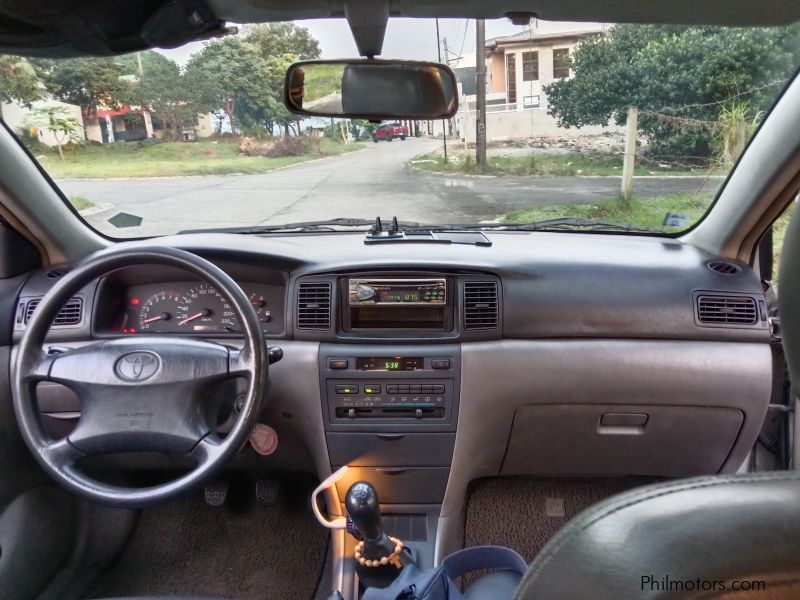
(237, 24, 320, 135)
(0, 55, 41, 106)
(118, 51, 197, 140)
(184, 37, 271, 135)
(544, 24, 800, 157)
(262, 53, 300, 135)
(28, 106, 81, 160)
(35, 57, 132, 114)
(242, 23, 321, 60)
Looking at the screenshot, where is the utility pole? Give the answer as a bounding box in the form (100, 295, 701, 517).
(475, 19, 487, 173)
(620, 106, 638, 204)
(436, 18, 448, 162)
(442, 37, 452, 136)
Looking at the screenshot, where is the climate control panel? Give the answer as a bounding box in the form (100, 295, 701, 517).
(328, 379, 451, 420)
(319, 344, 460, 432)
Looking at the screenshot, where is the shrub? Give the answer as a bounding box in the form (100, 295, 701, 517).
(238, 136, 272, 156)
(265, 135, 317, 158)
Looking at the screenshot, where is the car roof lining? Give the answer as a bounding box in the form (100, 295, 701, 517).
(1, 0, 800, 58)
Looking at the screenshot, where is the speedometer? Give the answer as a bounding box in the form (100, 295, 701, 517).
(180, 283, 237, 332)
(138, 290, 191, 331)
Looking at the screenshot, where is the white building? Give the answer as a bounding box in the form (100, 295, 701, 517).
(0, 98, 85, 147)
(444, 22, 623, 143)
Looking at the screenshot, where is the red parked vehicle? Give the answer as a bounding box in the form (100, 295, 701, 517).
(373, 122, 408, 142)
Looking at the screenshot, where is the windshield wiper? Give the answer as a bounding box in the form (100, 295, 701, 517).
(403, 218, 662, 234)
(180, 217, 421, 235)
(181, 217, 659, 236)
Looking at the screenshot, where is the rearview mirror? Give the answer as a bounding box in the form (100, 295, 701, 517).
(284, 59, 459, 120)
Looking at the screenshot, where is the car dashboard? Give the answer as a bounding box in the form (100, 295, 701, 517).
(9, 229, 775, 562)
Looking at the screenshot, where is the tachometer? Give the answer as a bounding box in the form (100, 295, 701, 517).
(138, 290, 191, 332)
(181, 283, 236, 332)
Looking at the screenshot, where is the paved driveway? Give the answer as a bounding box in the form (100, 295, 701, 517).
(56, 137, 724, 237)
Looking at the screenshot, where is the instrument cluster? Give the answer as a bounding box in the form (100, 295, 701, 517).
(116, 281, 275, 335)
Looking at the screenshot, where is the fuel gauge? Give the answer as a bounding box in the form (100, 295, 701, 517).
(249, 292, 271, 325)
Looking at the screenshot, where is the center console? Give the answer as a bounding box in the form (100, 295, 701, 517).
(306, 271, 498, 597)
(319, 344, 460, 588)
(320, 343, 460, 483)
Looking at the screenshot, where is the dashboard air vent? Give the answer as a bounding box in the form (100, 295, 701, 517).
(46, 266, 73, 278)
(707, 261, 741, 275)
(696, 295, 757, 326)
(25, 297, 83, 326)
(463, 281, 499, 330)
(297, 282, 332, 330)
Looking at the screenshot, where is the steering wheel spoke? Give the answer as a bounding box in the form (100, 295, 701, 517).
(43, 437, 84, 470)
(189, 433, 227, 467)
(22, 350, 61, 383)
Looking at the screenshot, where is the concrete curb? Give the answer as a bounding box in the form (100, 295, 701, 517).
(408, 168, 724, 181)
(78, 201, 113, 216)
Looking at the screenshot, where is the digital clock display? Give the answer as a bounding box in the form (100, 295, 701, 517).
(384, 291, 420, 303)
(356, 357, 425, 371)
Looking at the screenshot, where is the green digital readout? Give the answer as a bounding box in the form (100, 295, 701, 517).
(386, 291, 420, 302)
(356, 357, 425, 371)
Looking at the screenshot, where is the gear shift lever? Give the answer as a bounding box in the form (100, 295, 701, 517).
(345, 481, 383, 541)
(346, 481, 407, 571)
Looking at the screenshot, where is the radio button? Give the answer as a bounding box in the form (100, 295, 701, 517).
(386, 385, 399, 393)
(398, 384, 410, 393)
(432, 384, 446, 394)
(336, 385, 359, 394)
(364, 384, 381, 394)
(421, 384, 434, 393)
(431, 359, 451, 370)
(329, 358, 349, 370)
(410, 384, 422, 393)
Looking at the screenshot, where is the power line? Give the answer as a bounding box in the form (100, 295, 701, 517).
(451, 20, 463, 53)
(458, 19, 470, 57)
(649, 79, 786, 114)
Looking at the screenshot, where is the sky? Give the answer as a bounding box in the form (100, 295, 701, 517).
(159, 18, 547, 66)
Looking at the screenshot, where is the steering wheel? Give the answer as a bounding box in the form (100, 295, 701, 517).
(12, 246, 267, 507)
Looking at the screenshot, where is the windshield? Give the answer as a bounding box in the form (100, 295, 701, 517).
(1, 19, 798, 238)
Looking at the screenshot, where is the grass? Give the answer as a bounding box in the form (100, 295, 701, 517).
(303, 63, 344, 101)
(35, 138, 363, 179)
(504, 194, 713, 233)
(409, 152, 724, 178)
(69, 195, 94, 211)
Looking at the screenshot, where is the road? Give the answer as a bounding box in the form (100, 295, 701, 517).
(57, 137, 724, 237)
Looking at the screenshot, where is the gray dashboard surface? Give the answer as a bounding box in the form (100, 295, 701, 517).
(14, 231, 768, 343)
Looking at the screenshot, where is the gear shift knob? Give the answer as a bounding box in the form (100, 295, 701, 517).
(345, 481, 383, 541)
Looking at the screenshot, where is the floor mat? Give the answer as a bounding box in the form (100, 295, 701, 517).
(465, 477, 656, 563)
(91, 486, 328, 600)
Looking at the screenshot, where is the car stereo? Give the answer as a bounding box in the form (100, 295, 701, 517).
(348, 278, 447, 306)
(343, 277, 452, 331)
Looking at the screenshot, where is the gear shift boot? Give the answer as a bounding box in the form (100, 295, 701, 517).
(345, 481, 414, 588)
(345, 481, 397, 560)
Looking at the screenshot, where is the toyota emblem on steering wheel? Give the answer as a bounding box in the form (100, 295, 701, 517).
(115, 351, 160, 381)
